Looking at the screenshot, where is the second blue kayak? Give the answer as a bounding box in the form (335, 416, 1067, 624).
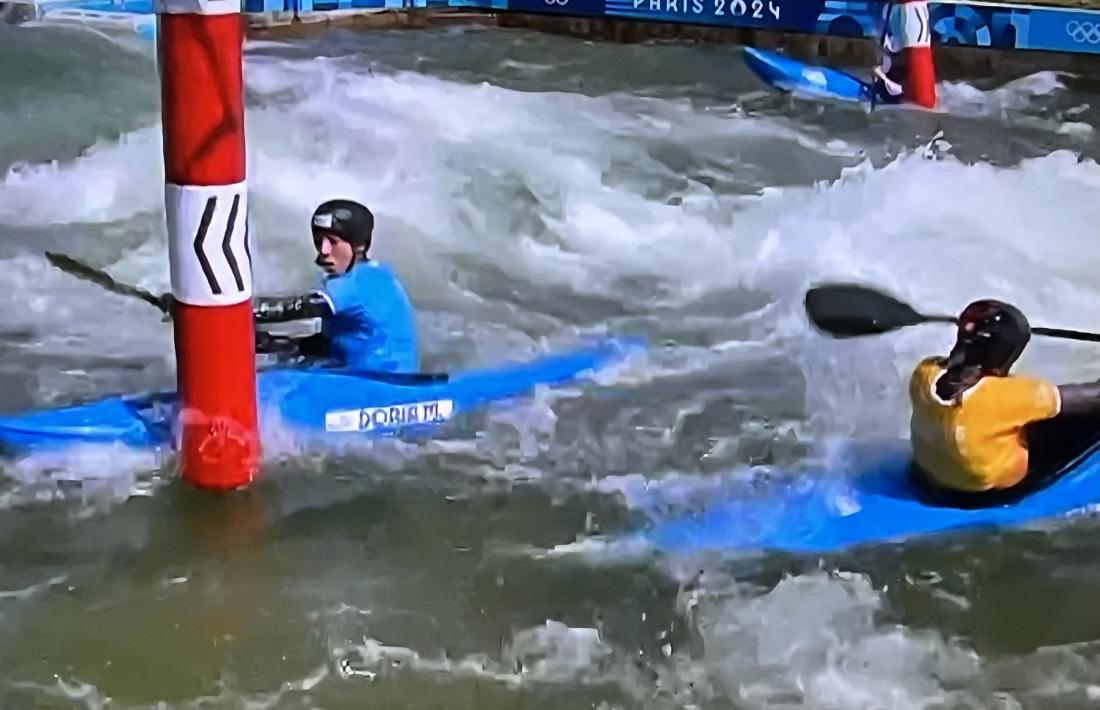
(742, 46, 872, 104)
(645, 414, 1100, 554)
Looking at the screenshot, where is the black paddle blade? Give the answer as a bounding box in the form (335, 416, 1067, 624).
(804, 282, 955, 338)
(806, 281, 1100, 343)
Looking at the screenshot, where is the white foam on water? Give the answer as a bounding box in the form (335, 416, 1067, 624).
(7, 676, 112, 710)
(0, 442, 167, 514)
(7, 569, 1096, 710)
(0, 126, 163, 229)
(331, 619, 615, 687)
(237, 54, 861, 311)
(315, 569, 1098, 710)
(0, 574, 68, 602)
(323, 615, 713, 708)
(685, 570, 983, 710)
(936, 71, 1095, 140)
(939, 71, 1064, 110)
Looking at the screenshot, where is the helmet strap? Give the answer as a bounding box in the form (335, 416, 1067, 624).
(347, 245, 368, 271)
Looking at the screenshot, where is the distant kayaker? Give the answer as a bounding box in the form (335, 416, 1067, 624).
(871, 0, 937, 109)
(909, 300, 1100, 497)
(251, 199, 419, 373)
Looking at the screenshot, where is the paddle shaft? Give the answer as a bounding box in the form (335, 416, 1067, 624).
(45, 251, 168, 315)
(1033, 327, 1100, 343)
(918, 316, 1100, 343)
(868, 2, 891, 111)
(912, 314, 1100, 343)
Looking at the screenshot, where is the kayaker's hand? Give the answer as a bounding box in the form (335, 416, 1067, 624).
(158, 292, 174, 322)
(1057, 380, 1100, 416)
(255, 331, 305, 359)
(298, 332, 331, 358)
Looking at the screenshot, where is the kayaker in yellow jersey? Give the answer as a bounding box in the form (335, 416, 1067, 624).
(909, 299, 1100, 495)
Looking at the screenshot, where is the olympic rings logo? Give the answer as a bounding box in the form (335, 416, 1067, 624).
(544, 0, 570, 5)
(1066, 20, 1100, 45)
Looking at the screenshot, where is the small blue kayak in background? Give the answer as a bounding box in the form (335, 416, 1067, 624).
(0, 337, 642, 457)
(644, 414, 1100, 554)
(742, 46, 872, 104)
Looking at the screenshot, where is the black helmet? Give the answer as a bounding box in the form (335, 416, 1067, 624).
(311, 199, 374, 251)
(946, 299, 1031, 374)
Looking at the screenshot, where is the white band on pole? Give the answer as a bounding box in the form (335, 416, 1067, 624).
(900, 2, 932, 49)
(156, 0, 241, 16)
(166, 182, 253, 306)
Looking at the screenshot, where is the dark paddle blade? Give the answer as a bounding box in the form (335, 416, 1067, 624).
(806, 282, 1100, 344)
(45, 251, 168, 315)
(804, 283, 956, 338)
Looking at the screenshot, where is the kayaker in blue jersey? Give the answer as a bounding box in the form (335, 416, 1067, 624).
(909, 300, 1100, 500)
(251, 199, 419, 373)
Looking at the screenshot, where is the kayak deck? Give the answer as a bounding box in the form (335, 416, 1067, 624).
(0, 337, 641, 456)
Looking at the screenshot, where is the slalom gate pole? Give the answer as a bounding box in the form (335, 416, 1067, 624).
(157, 0, 259, 489)
(896, 0, 937, 109)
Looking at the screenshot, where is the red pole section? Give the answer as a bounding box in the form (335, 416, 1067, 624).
(157, 0, 259, 490)
(896, 0, 937, 109)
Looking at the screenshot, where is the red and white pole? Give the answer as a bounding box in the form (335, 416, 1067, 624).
(157, 0, 259, 489)
(896, 0, 937, 109)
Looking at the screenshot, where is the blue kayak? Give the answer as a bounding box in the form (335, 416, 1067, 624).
(0, 337, 641, 456)
(645, 415, 1100, 554)
(742, 46, 872, 104)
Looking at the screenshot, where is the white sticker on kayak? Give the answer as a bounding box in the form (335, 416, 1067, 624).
(325, 399, 455, 433)
(802, 69, 827, 87)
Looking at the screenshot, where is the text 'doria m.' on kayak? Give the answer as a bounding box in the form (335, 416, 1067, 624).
(325, 399, 456, 433)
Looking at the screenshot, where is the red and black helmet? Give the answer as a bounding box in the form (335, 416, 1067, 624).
(948, 299, 1031, 373)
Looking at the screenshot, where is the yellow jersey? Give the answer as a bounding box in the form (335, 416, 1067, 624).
(908, 357, 1062, 492)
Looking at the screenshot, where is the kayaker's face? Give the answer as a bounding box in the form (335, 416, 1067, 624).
(314, 233, 354, 275)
